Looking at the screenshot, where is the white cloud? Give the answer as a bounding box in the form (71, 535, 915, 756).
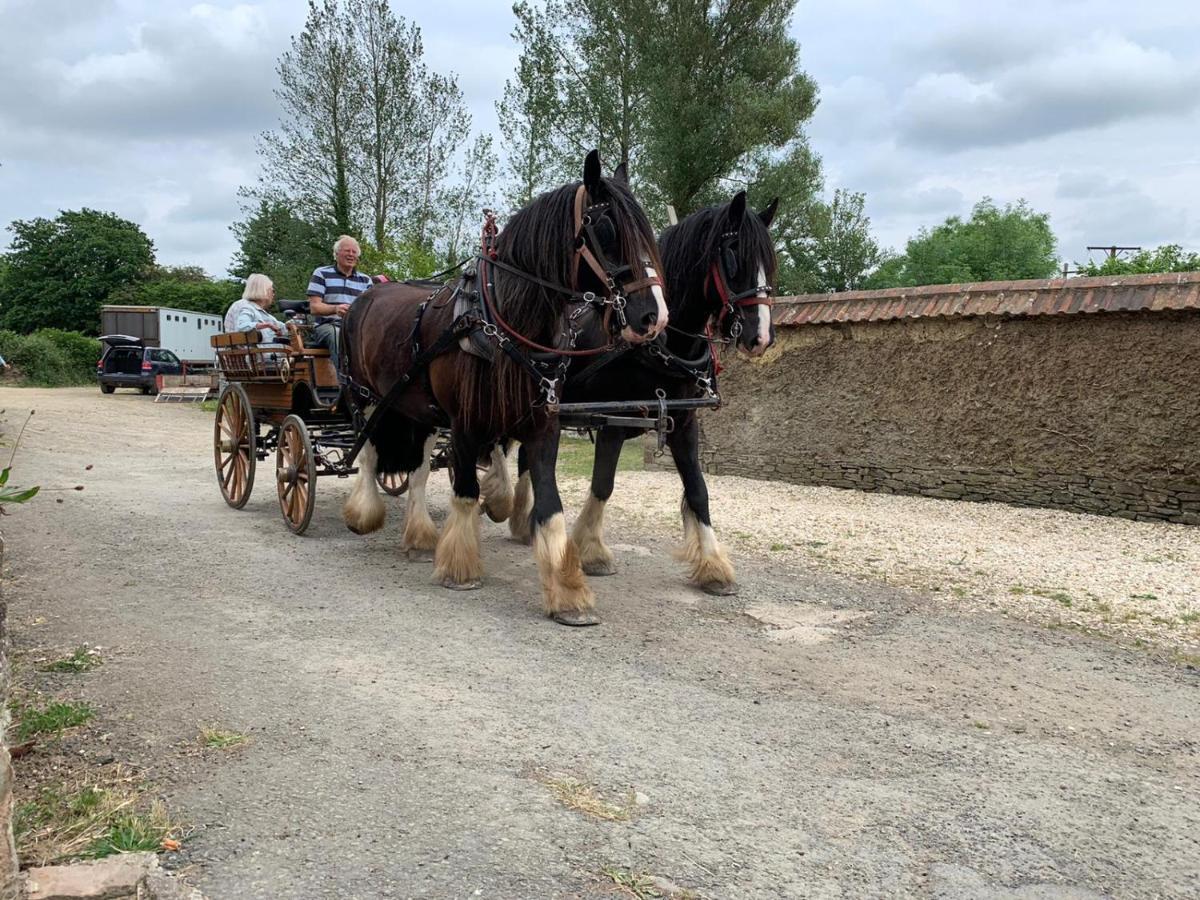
(897, 33, 1200, 151)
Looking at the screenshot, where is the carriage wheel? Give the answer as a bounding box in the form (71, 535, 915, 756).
(214, 383, 256, 509)
(276, 415, 317, 535)
(377, 471, 409, 497)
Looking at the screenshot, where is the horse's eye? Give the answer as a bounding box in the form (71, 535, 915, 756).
(723, 247, 740, 280)
(592, 216, 617, 251)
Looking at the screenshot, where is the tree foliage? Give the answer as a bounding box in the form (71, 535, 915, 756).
(776, 189, 884, 294)
(866, 198, 1058, 289)
(248, 0, 475, 267)
(1076, 244, 1200, 277)
(499, 0, 821, 223)
(107, 266, 243, 317)
(0, 209, 154, 334)
(229, 200, 332, 300)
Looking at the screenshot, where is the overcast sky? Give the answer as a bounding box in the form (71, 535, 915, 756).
(2, 0, 1197, 277)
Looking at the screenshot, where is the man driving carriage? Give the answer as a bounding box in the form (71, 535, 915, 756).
(306, 235, 373, 368)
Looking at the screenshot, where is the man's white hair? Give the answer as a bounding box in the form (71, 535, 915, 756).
(333, 234, 361, 255)
(242, 273, 274, 303)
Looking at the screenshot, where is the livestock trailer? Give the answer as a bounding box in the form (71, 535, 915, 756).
(100, 305, 225, 367)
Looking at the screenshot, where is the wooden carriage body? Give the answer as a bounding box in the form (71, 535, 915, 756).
(209, 328, 407, 534)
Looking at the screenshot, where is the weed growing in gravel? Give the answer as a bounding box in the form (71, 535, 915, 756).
(543, 774, 632, 822)
(769, 543, 788, 552)
(84, 802, 175, 859)
(41, 646, 102, 673)
(1180, 612, 1199, 624)
(601, 867, 676, 899)
(13, 768, 177, 866)
(198, 726, 248, 750)
(1009, 585, 1026, 595)
(14, 701, 94, 740)
(1130, 593, 1159, 601)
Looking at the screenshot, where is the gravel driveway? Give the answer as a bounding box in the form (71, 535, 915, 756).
(3, 387, 1198, 899)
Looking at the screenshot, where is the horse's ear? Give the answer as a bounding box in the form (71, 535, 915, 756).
(728, 191, 747, 225)
(759, 197, 780, 229)
(584, 150, 602, 194)
(613, 161, 629, 185)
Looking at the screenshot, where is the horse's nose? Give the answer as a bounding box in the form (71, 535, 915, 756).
(640, 309, 658, 332)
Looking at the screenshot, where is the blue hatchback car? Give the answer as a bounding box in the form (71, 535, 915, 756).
(97, 335, 183, 395)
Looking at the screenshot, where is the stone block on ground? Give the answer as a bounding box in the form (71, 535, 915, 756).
(22, 853, 205, 900)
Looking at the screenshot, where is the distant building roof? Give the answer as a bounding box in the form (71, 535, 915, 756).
(773, 272, 1200, 327)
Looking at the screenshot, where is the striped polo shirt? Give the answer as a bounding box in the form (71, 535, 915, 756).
(307, 264, 372, 324)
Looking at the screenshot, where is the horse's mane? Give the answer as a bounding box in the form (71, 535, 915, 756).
(492, 177, 662, 339)
(464, 176, 661, 433)
(659, 200, 778, 315)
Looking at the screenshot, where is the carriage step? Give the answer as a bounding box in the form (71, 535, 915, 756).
(155, 386, 214, 403)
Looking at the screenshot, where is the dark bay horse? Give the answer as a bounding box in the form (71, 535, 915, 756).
(509, 191, 778, 595)
(341, 151, 668, 623)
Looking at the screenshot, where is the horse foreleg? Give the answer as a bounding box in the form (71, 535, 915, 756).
(433, 431, 484, 589)
(527, 429, 596, 625)
(479, 442, 514, 523)
(509, 442, 533, 544)
(343, 439, 387, 535)
(570, 427, 625, 576)
(401, 431, 439, 553)
(668, 415, 736, 595)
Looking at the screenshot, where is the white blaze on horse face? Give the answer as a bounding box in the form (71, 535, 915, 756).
(752, 264, 770, 355)
(645, 264, 668, 336)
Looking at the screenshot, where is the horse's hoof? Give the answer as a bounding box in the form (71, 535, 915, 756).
(440, 578, 482, 591)
(701, 581, 739, 597)
(582, 560, 617, 577)
(552, 609, 602, 627)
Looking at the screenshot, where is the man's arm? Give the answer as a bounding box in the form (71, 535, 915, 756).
(308, 297, 348, 317)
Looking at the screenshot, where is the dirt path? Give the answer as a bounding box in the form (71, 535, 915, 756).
(3, 387, 1197, 899)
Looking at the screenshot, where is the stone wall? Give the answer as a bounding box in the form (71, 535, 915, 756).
(691, 309, 1200, 523)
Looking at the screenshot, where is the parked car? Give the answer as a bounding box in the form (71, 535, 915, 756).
(97, 336, 183, 395)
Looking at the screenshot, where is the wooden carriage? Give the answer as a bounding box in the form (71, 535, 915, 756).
(211, 326, 409, 534)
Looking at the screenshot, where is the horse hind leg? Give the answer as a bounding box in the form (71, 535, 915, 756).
(508, 443, 533, 544)
(343, 440, 387, 535)
(401, 431, 439, 554)
(479, 442, 514, 523)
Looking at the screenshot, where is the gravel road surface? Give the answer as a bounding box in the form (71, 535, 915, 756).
(3, 387, 1197, 899)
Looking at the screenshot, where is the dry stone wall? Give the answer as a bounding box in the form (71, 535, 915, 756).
(690, 309, 1200, 523)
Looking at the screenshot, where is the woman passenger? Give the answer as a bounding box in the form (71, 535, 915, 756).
(224, 274, 291, 344)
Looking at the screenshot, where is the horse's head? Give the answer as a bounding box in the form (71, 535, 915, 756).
(710, 192, 779, 357)
(573, 151, 668, 344)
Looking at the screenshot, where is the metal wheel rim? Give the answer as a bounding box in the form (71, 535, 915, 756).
(214, 384, 256, 509)
(377, 470, 409, 497)
(276, 415, 316, 535)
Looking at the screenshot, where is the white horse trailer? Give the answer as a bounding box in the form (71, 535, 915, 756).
(100, 305, 224, 368)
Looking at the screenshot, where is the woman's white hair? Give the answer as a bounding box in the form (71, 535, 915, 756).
(333, 234, 361, 255)
(242, 273, 274, 303)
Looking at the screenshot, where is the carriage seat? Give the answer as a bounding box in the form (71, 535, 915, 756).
(211, 330, 264, 348)
(278, 299, 310, 319)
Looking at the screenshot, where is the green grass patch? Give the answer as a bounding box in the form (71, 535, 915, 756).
(14, 701, 95, 740)
(1129, 593, 1159, 601)
(769, 543, 788, 552)
(1009, 585, 1026, 595)
(198, 726, 248, 750)
(601, 866, 665, 899)
(556, 435, 644, 479)
(41, 646, 102, 673)
(1180, 611, 1199, 624)
(84, 807, 173, 859)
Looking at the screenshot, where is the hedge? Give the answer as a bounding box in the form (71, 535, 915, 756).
(0, 329, 101, 386)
